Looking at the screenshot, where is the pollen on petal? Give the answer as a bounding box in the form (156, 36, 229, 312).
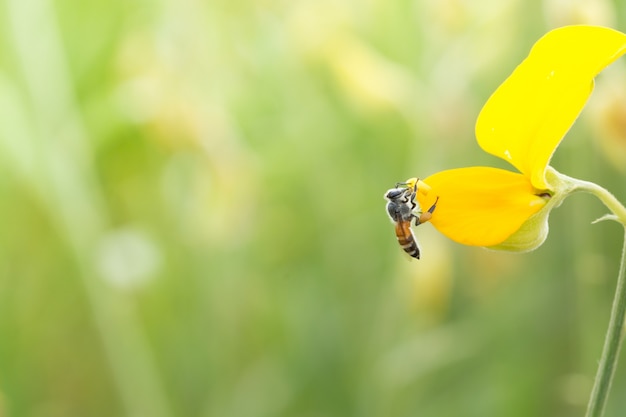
(416, 167, 547, 247)
(416, 179, 431, 195)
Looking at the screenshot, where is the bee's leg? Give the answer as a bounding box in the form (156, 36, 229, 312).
(412, 205, 423, 226)
(427, 196, 439, 214)
(407, 184, 418, 211)
(400, 186, 416, 205)
(418, 196, 439, 224)
(408, 195, 417, 212)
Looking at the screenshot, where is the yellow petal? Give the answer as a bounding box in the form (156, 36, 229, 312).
(476, 25, 626, 189)
(416, 167, 547, 246)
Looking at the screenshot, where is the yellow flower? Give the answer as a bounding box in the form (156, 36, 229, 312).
(416, 25, 626, 249)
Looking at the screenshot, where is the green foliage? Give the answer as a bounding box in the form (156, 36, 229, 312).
(1, 1, 626, 416)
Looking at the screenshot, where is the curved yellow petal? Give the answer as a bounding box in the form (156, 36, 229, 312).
(476, 25, 626, 189)
(416, 167, 547, 246)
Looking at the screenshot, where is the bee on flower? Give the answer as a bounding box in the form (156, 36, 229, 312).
(384, 178, 439, 259)
(412, 25, 626, 251)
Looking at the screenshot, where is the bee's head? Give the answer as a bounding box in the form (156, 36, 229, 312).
(384, 187, 406, 201)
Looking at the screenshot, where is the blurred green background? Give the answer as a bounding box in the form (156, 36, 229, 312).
(2, 0, 626, 416)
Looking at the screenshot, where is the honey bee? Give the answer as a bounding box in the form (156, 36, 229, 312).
(384, 179, 439, 259)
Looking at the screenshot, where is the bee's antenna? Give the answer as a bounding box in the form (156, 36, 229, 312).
(395, 178, 420, 189)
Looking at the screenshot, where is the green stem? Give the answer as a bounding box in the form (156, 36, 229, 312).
(585, 228, 626, 417)
(568, 178, 626, 417)
(572, 179, 626, 226)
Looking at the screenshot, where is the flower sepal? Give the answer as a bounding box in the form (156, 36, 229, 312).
(488, 206, 550, 252)
(488, 167, 575, 252)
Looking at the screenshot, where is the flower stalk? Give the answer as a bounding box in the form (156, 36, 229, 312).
(546, 169, 626, 417)
(567, 177, 626, 417)
(585, 227, 626, 417)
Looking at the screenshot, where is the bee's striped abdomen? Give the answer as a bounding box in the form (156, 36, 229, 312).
(395, 222, 420, 259)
